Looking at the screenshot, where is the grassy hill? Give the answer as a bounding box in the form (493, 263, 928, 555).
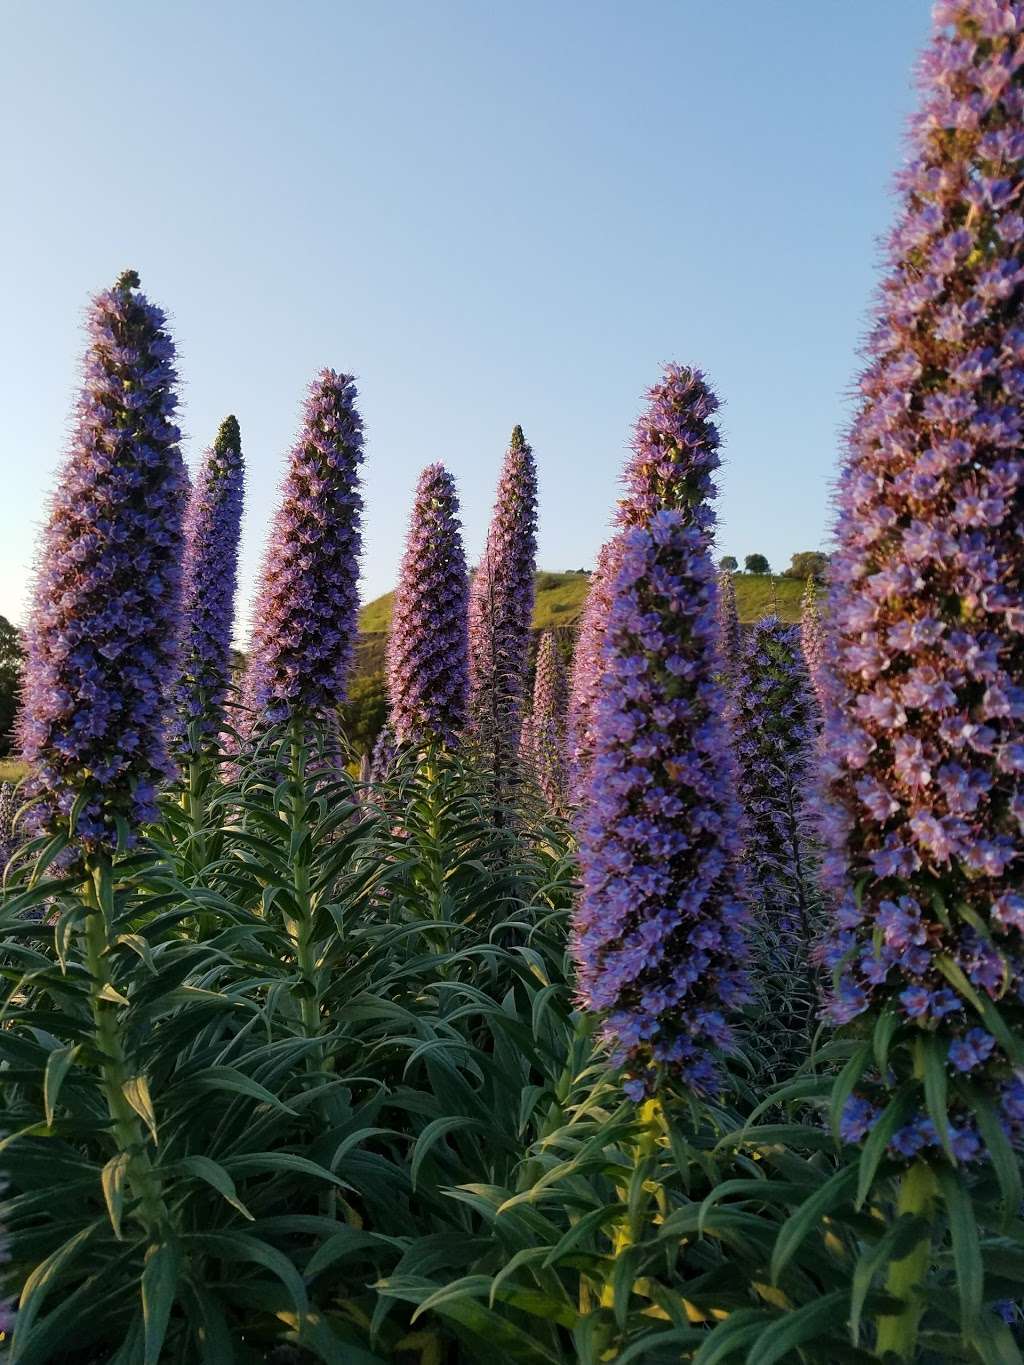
(359, 569, 812, 637)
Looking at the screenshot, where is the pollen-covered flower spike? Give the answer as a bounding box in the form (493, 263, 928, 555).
(468, 424, 538, 761)
(733, 616, 823, 1054)
(529, 630, 568, 807)
(20, 270, 188, 852)
(170, 415, 244, 758)
(388, 463, 469, 747)
(717, 565, 742, 687)
(575, 511, 748, 1098)
(246, 370, 364, 724)
(822, 0, 1024, 1159)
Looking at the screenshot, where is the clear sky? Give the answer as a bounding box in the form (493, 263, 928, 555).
(1, 0, 931, 634)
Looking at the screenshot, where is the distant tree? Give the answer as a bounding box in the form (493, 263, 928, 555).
(744, 554, 770, 575)
(718, 555, 738, 572)
(0, 615, 24, 757)
(787, 550, 829, 582)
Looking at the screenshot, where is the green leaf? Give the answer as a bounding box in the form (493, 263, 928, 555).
(123, 1075, 158, 1144)
(920, 1033, 954, 1163)
(221, 1151, 350, 1189)
(142, 1240, 182, 1365)
(771, 1164, 858, 1284)
(542, 1204, 622, 1268)
(178, 1156, 254, 1221)
(742, 1290, 849, 1365)
(377, 1274, 563, 1362)
(410, 1115, 486, 1189)
(830, 1040, 871, 1144)
(185, 1232, 309, 1317)
(973, 1093, 1023, 1231)
(936, 1164, 983, 1335)
(856, 1087, 914, 1209)
(304, 1227, 401, 1280)
(10, 1222, 99, 1358)
(692, 1309, 773, 1365)
(43, 1043, 80, 1128)
(101, 1151, 131, 1240)
(178, 1065, 298, 1114)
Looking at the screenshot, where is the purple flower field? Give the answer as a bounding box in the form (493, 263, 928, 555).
(2, 3, 1024, 1362)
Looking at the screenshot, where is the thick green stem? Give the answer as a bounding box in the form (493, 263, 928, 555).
(84, 858, 167, 1236)
(875, 1160, 937, 1359)
(286, 718, 321, 1042)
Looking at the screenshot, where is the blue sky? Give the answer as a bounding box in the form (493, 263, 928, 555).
(1, 0, 931, 633)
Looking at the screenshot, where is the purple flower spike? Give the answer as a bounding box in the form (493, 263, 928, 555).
(388, 463, 469, 747)
(369, 724, 397, 784)
(170, 415, 244, 757)
(733, 617, 822, 1013)
(800, 575, 827, 709)
(822, 0, 1024, 1141)
(618, 364, 721, 538)
(717, 567, 742, 687)
(528, 631, 568, 807)
(567, 535, 626, 806)
(20, 270, 188, 852)
(575, 511, 748, 1097)
(468, 425, 538, 758)
(246, 370, 364, 724)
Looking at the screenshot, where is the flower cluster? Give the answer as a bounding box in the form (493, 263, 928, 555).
(732, 617, 822, 1038)
(468, 426, 538, 756)
(388, 464, 469, 747)
(169, 415, 245, 758)
(822, 0, 1024, 1144)
(527, 631, 568, 806)
(717, 566, 742, 686)
(246, 371, 364, 724)
(618, 364, 721, 538)
(20, 270, 188, 851)
(799, 575, 827, 708)
(567, 536, 625, 806)
(369, 724, 397, 784)
(575, 512, 748, 1097)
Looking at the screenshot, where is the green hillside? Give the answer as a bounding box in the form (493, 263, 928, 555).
(358, 569, 813, 636)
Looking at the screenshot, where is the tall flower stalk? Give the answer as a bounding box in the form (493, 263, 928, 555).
(800, 574, 826, 708)
(567, 536, 625, 806)
(822, 6, 1024, 1355)
(732, 616, 822, 1069)
(575, 366, 746, 1098)
(717, 565, 742, 688)
(244, 369, 365, 1043)
(19, 269, 186, 1245)
(468, 425, 538, 812)
(528, 631, 568, 808)
(387, 464, 469, 748)
(246, 370, 364, 727)
(169, 415, 244, 861)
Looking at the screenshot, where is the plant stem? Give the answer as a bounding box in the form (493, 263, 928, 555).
(286, 716, 321, 1042)
(83, 857, 167, 1236)
(875, 1160, 937, 1360)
